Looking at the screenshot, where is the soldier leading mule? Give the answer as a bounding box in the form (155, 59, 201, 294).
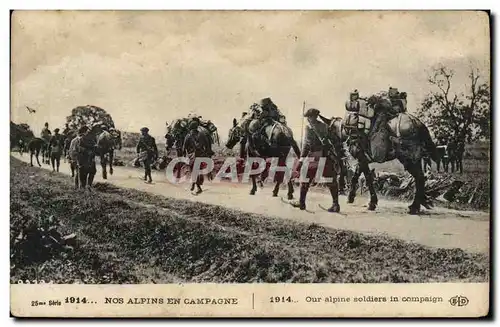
(324, 91, 439, 215)
(225, 116, 301, 199)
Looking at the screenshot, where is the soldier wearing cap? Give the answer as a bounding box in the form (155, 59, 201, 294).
(49, 127, 64, 172)
(136, 127, 158, 183)
(41, 122, 51, 139)
(69, 126, 88, 172)
(291, 108, 341, 212)
(188, 115, 216, 156)
(182, 120, 212, 193)
(110, 127, 122, 150)
(81, 125, 97, 188)
(183, 120, 202, 156)
(39, 122, 52, 163)
(62, 123, 71, 136)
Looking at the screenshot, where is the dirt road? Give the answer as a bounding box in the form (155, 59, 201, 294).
(12, 153, 490, 254)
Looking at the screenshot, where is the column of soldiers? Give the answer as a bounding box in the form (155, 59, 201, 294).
(31, 88, 407, 196)
(35, 121, 159, 188)
(40, 122, 64, 172)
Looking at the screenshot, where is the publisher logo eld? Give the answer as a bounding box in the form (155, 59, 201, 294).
(449, 296, 469, 307)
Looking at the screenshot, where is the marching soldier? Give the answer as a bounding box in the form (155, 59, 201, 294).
(291, 108, 341, 212)
(68, 127, 83, 185)
(18, 138, 25, 156)
(62, 123, 72, 136)
(108, 126, 122, 150)
(49, 128, 64, 172)
(69, 125, 97, 189)
(183, 120, 202, 160)
(40, 122, 52, 164)
(136, 127, 158, 183)
(183, 120, 212, 194)
(41, 122, 51, 139)
(188, 116, 215, 156)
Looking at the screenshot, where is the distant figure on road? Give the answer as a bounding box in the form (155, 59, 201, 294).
(40, 122, 52, 164)
(136, 127, 158, 184)
(49, 128, 64, 172)
(18, 139, 25, 156)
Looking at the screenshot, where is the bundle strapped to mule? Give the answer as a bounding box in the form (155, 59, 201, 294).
(343, 98, 375, 134)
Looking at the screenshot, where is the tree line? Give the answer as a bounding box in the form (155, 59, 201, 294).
(417, 63, 490, 146)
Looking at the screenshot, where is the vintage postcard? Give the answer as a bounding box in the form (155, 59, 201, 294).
(9, 10, 491, 318)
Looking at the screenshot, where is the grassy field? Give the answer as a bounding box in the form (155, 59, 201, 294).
(10, 157, 489, 283)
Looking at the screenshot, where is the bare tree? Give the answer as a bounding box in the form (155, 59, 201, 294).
(417, 64, 490, 145)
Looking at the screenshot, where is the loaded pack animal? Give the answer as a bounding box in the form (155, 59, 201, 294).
(225, 100, 301, 199)
(89, 124, 122, 179)
(165, 117, 219, 155)
(12, 135, 50, 168)
(10, 122, 47, 167)
(324, 89, 439, 215)
(10, 122, 31, 155)
(26, 137, 45, 167)
(165, 116, 219, 179)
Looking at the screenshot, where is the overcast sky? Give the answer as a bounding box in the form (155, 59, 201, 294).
(11, 10, 490, 141)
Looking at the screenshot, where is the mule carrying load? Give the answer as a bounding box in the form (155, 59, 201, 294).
(325, 87, 438, 215)
(342, 87, 407, 163)
(225, 97, 300, 198)
(165, 115, 219, 157)
(238, 97, 288, 158)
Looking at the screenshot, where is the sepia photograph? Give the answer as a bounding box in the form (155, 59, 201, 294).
(9, 9, 491, 317)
